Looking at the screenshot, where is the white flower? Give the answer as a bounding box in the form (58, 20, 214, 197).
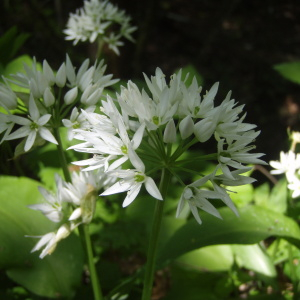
(101, 156, 162, 207)
(270, 151, 300, 182)
(5, 95, 57, 151)
(176, 174, 222, 224)
(103, 32, 124, 55)
(28, 174, 65, 223)
(70, 106, 145, 171)
(62, 106, 94, 140)
(216, 131, 266, 179)
(30, 224, 71, 259)
(63, 170, 103, 224)
(287, 177, 300, 198)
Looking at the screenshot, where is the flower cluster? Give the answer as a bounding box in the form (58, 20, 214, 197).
(70, 67, 266, 224)
(0, 55, 118, 153)
(28, 170, 107, 258)
(270, 132, 300, 198)
(64, 0, 137, 55)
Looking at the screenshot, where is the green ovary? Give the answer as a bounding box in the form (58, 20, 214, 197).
(134, 173, 145, 182)
(194, 106, 200, 115)
(121, 145, 128, 154)
(30, 122, 39, 130)
(152, 116, 159, 125)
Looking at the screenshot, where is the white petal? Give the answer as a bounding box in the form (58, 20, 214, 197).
(9, 115, 31, 126)
(39, 127, 58, 144)
(5, 126, 31, 140)
(131, 123, 145, 149)
(194, 197, 222, 220)
(37, 114, 52, 126)
(176, 194, 186, 218)
(25, 131, 37, 151)
(128, 148, 145, 171)
(145, 177, 163, 200)
(189, 204, 202, 224)
(31, 232, 55, 252)
(69, 208, 82, 220)
(29, 96, 40, 121)
(101, 181, 132, 196)
(194, 118, 215, 142)
(122, 184, 141, 207)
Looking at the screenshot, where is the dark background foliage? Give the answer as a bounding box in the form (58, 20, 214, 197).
(1, 0, 300, 162)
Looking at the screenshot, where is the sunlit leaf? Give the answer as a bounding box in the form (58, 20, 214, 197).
(0, 176, 84, 298)
(232, 244, 276, 277)
(158, 206, 300, 266)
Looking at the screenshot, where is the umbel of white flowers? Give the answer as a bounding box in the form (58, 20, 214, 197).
(64, 0, 137, 55)
(69, 67, 266, 224)
(0, 55, 118, 153)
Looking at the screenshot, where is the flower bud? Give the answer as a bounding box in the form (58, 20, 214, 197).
(64, 86, 78, 105)
(43, 60, 55, 86)
(179, 115, 194, 139)
(163, 119, 176, 143)
(56, 63, 66, 87)
(44, 87, 55, 107)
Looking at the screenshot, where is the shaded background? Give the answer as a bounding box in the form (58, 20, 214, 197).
(1, 0, 300, 164)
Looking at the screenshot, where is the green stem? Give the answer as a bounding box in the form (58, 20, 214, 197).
(96, 38, 105, 60)
(84, 224, 104, 300)
(141, 168, 171, 300)
(53, 127, 71, 182)
(53, 127, 103, 300)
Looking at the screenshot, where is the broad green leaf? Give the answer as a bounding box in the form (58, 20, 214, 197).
(176, 244, 276, 276)
(269, 178, 287, 213)
(232, 244, 276, 277)
(274, 62, 300, 84)
(229, 183, 254, 207)
(158, 206, 300, 266)
(176, 245, 233, 272)
(254, 182, 270, 207)
(0, 176, 84, 298)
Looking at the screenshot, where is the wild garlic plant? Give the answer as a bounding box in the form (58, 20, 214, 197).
(0, 56, 266, 300)
(64, 0, 137, 56)
(270, 131, 300, 198)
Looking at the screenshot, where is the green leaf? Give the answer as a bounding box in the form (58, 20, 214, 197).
(176, 245, 234, 272)
(0, 27, 29, 66)
(254, 182, 270, 207)
(232, 244, 276, 277)
(274, 62, 300, 84)
(178, 64, 204, 87)
(269, 178, 287, 213)
(158, 205, 300, 266)
(0, 176, 84, 298)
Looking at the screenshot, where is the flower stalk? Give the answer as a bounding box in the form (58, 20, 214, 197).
(142, 168, 172, 300)
(84, 224, 104, 300)
(54, 127, 103, 300)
